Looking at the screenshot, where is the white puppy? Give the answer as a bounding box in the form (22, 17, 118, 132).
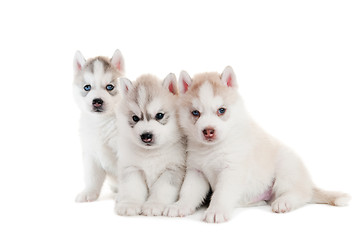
(114, 74, 186, 216)
(73, 50, 125, 202)
(164, 66, 350, 223)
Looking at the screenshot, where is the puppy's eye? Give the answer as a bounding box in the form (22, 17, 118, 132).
(191, 110, 200, 117)
(84, 85, 91, 91)
(217, 107, 226, 116)
(132, 115, 140, 122)
(155, 113, 164, 120)
(106, 84, 114, 91)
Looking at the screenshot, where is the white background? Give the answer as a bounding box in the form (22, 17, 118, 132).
(0, 0, 360, 239)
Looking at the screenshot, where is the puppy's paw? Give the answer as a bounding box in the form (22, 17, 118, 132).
(271, 197, 292, 213)
(142, 202, 165, 216)
(163, 203, 196, 217)
(203, 208, 231, 223)
(75, 190, 99, 202)
(115, 202, 142, 216)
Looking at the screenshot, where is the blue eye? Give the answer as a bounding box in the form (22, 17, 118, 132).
(84, 85, 91, 91)
(217, 108, 226, 116)
(132, 115, 140, 122)
(191, 110, 200, 117)
(155, 113, 164, 120)
(106, 84, 114, 91)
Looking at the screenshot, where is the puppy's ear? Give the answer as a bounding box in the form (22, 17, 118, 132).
(221, 66, 237, 88)
(111, 49, 125, 73)
(73, 51, 86, 74)
(163, 73, 178, 95)
(178, 71, 192, 94)
(118, 77, 133, 95)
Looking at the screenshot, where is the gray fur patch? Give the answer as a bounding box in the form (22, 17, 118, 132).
(107, 78, 119, 96)
(145, 113, 152, 121)
(85, 56, 112, 73)
(128, 112, 144, 128)
(156, 113, 170, 125)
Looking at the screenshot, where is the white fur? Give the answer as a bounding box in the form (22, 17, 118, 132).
(73, 50, 125, 202)
(164, 66, 350, 223)
(114, 75, 185, 216)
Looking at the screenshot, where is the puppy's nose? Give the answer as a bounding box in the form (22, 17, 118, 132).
(203, 127, 216, 140)
(92, 98, 103, 108)
(140, 132, 153, 143)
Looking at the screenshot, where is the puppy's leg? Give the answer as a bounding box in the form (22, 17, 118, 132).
(271, 148, 313, 213)
(203, 170, 241, 223)
(163, 169, 209, 217)
(142, 168, 183, 216)
(75, 154, 105, 202)
(115, 168, 147, 216)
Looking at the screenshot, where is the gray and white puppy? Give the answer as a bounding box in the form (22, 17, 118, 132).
(73, 50, 125, 202)
(114, 74, 186, 216)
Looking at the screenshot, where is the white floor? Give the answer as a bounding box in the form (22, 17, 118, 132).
(4, 184, 358, 240)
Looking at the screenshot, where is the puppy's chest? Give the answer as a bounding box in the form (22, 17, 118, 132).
(190, 149, 231, 187)
(81, 117, 118, 174)
(131, 150, 176, 188)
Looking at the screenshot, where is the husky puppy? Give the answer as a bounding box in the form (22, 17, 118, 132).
(164, 66, 350, 223)
(73, 50, 125, 202)
(114, 74, 185, 216)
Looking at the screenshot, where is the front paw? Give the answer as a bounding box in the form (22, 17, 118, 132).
(203, 208, 231, 223)
(115, 202, 142, 216)
(142, 202, 165, 216)
(271, 197, 292, 213)
(75, 190, 99, 202)
(163, 202, 196, 217)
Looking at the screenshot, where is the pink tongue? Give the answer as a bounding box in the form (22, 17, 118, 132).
(94, 103, 101, 108)
(144, 139, 152, 143)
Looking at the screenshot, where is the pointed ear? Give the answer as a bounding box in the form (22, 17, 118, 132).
(178, 70, 192, 94)
(118, 77, 133, 95)
(162, 73, 178, 95)
(73, 51, 86, 74)
(111, 49, 125, 73)
(221, 66, 237, 88)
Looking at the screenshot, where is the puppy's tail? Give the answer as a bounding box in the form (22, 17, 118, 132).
(311, 187, 351, 206)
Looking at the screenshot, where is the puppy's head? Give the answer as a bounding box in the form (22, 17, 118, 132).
(73, 50, 125, 115)
(178, 66, 240, 145)
(119, 73, 180, 149)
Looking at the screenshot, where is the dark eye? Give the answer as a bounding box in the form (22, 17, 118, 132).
(191, 110, 200, 117)
(132, 115, 140, 122)
(84, 85, 91, 91)
(106, 84, 114, 91)
(217, 108, 226, 116)
(155, 113, 164, 120)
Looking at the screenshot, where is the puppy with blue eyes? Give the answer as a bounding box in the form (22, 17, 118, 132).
(114, 74, 186, 216)
(164, 66, 350, 223)
(73, 50, 125, 202)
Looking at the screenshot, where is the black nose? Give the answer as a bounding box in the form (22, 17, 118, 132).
(92, 98, 103, 108)
(140, 132, 153, 143)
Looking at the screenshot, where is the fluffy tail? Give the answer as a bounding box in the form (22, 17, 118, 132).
(311, 187, 351, 206)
